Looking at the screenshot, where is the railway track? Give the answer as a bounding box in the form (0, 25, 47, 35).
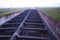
(0, 9, 57, 40)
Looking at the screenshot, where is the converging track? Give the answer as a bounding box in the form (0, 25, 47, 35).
(0, 9, 57, 40)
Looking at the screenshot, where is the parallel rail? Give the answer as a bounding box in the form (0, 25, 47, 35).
(0, 9, 57, 40)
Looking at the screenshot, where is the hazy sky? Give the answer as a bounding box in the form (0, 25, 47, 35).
(0, 0, 60, 8)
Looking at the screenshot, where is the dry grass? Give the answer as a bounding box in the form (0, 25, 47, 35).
(40, 8, 60, 21)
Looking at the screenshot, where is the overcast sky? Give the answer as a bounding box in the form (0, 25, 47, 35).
(0, 0, 60, 8)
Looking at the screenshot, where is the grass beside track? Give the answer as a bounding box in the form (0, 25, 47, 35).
(0, 8, 23, 17)
(40, 8, 60, 21)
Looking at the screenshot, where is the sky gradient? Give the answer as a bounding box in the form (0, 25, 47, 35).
(0, 0, 60, 8)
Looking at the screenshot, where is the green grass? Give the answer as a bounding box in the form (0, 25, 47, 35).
(0, 8, 23, 17)
(40, 8, 60, 21)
